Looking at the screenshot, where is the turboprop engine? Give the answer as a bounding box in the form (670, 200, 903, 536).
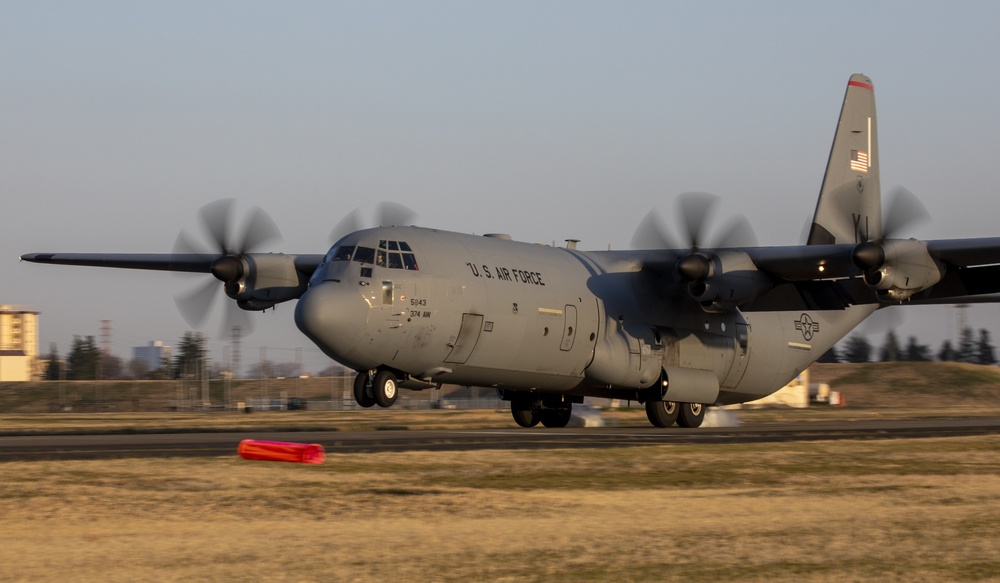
(852, 238, 945, 301)
(211, 253, 312, 311)
(677, 250, 772, 312)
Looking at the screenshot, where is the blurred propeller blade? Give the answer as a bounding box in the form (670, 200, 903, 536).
(223, 297, 253, 337)
(883, 187, 930, 240)
(714, 215, 758, 249)
(677, 192, 719, 249)
(632, 192, 757, 251)
(173, 229, 208, 256)
(375, 201, 417, 228)
(175, 278, 220, 329)
(631, 209, 676, 249)
(237, 206, 282, 253)
(199, 198, 235, 254)
(329, 208, 364, 244)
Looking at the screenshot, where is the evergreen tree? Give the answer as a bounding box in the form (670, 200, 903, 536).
(957, 327, 977, 363)
(903, 336, 931, 362)
(976, 329, 997, 365)
(878, 330, 900, 362)
(67, 336, 100, 380)
(173, 332, 207, 379)
(842, 335, 872, 363)
(817, 346, 839, 363)
(938, 340, 956, 362)
(44, 342, 62, 380)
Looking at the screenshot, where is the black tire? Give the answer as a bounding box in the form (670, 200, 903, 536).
(372, 370, 399, 408)
(540, 406, 572, 428)
(353, 372, 376, 408)
(510, 397, 540, 428)
(677, 402, 706, 428)
(645, 400, 679, 428)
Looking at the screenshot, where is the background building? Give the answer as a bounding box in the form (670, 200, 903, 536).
(133, 341, 171, 373)
(0, 305, 40, 381)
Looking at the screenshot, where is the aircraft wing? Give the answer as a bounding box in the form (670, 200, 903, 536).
(748, 237, 1000, 302)
(19, 253, 327, 275)
(926, 237, 1000, 267)
(748, 244, 859, 280)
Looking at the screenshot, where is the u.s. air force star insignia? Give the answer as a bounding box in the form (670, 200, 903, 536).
(794, 313, 820, 341)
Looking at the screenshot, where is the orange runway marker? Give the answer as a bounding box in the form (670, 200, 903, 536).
(237, 439, 325, 464)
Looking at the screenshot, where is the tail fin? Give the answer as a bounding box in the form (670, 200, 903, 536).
(807, 74, 881, 245)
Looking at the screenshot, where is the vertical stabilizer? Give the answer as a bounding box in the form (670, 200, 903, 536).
(807, 74, 881, 245)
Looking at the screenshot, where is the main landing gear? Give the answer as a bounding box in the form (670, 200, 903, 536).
(509, 393, 574, 428)
(645, 400, 706, 428)
(353, 370, 399, 408)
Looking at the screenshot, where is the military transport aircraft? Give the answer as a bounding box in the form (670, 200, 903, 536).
(21, 74, 1000, 428)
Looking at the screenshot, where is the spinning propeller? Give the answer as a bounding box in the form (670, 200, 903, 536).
(328, 202, 418, 245)
(632, 192, 757, 280)
(851, 187, 931, 274)
(632, 193, 764, 311)
(173, 199, 282, 333)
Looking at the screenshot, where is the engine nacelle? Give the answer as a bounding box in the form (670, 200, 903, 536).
(682, 250, 772, 313)
(585, 322, 663, 389)
(858, 239, 945, 301)
(215, 253, 311, 311)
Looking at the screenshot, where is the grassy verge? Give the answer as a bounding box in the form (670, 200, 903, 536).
(2, 436, 999, 581)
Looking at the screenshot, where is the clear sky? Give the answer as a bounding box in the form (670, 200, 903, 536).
(4, 1, 1000, 372)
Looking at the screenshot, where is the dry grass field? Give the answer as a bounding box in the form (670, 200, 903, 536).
(3, 362, 1000, 581)
(3, 436, 1000, 582)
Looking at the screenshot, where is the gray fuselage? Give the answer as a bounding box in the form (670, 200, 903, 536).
(295, 226, 872, 405)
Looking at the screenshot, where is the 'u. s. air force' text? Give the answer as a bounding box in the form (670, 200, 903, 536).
(465, 263, 545, 286)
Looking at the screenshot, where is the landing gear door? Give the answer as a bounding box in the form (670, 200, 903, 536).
(445, 313, 484, 364)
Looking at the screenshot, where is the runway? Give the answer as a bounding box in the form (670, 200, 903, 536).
(3, 417, 1000, 461)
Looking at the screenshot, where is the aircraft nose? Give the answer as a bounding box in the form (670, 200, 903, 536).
(295, 281, 370, 364)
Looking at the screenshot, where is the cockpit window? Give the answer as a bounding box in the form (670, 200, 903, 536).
(357, 241, 418, 270)
(402, 253, 418, 270)
(353, 246, 376, 264)
(331, 245, 355, 261)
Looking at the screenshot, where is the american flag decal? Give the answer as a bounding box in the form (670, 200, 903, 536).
(850, 150, 869, 173)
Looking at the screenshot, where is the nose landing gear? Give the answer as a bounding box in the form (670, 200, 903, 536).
(353, 369, 399, 409)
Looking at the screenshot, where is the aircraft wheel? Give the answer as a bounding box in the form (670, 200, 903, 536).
(677, 402, 706, 428)
(372, 370, 399, 408)
(353, 372, 376, 408)
(540, 406, 572, 428)
(645, 400, 679, 428)
(510, 397, 540, 428)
